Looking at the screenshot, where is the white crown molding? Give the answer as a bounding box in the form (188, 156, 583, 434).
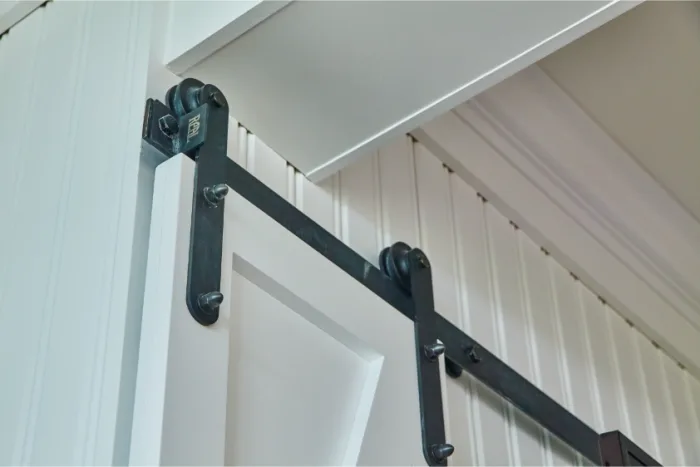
(412, 65, 700, 376)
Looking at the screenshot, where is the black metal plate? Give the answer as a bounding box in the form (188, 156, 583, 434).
(408, 249, 451, 466)
(185, 101, 229, 326)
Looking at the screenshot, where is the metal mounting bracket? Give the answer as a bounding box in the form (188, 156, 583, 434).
(379, 242, 453, 465)
(142, 77, 230, 326)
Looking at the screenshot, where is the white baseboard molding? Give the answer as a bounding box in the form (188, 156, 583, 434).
(412, 65, 700, 375)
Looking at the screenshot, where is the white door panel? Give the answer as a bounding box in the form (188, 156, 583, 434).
(131, 154, 424, 465)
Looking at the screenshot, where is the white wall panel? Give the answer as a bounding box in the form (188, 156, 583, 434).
(0, 2, 155, 464)
(240, 127, 700, 465)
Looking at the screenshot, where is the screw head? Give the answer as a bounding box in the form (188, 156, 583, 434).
(203, 184, 229, 206)
(416, 253, 430, 269)
(431, 443, 455, 461)
(466, 345, 481, 363)
(209, 91, 225, 108)
(198, 291, 224, 311)
(158, 114, 179, 138)
(424, 342, 446, 361)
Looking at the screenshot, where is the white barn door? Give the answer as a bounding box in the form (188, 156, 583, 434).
(130, 154, 427, 465)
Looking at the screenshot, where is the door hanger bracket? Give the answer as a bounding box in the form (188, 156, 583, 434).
(142, 78, 229, 326)
(379, 242, 455, 466)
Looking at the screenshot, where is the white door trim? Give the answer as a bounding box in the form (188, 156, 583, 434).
(130, 154, 232, 465)
(412, 65, 700, 376)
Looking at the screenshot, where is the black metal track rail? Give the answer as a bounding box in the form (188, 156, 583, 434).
(143, 78, 662, 467)
(225, 148, 602, 465)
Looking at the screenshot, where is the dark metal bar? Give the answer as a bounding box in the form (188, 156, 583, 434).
(434, 312, 602, 463)
(225, 160, 415, 321)
(224, 156, 602, 464)
(408, 249, 452, 466)
(185, 100, 230, 326)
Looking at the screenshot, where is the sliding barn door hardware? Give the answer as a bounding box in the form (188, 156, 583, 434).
(143, 77, 230, 326)
(142, 80, 662, 466)
(380, 242, 453, 465)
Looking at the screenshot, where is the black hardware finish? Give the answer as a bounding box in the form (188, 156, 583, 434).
(143, 78, 230, 325)
(142, 82, 662, 466)
(405, 247, 453, 465)
(600, 431, 661, 466)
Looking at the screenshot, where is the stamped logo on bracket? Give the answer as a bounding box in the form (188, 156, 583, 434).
(187, 114, 201, 142)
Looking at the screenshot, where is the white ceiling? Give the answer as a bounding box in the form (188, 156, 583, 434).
(539, 1, 700, 220)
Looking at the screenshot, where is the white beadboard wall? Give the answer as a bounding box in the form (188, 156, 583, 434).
(0, 2, 156, 465)
(232, 121, 700, 465)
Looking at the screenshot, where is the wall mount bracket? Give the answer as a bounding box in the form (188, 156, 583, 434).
(142, 80, 662, 466)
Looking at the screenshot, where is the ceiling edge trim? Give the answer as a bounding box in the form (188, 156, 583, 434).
(411, 66, 700, 376)
(0, 1, 42, 38)
(467, 65, 700, 329)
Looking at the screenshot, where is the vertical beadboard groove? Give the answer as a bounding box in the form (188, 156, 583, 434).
(482, 204, 519, 466)
(0, 1, 154, 464)
(82, 3, 134, 462)
(24, 4, 93, 463)
(572, 282, 605, 436)
(656, 350, 686, 465)
(604, 311, 635, 436)
(631, 334, 663, 462)
(516, 233, 562, 466)
(546, 258, 579, 422)
(4, 12, 46, 467)
(446, 172, 478, 466)
(683, 372, 700, 463)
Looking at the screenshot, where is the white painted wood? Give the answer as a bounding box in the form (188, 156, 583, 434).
(0, 2, 157, 464)
(163, 0, 291, 74)
(413, 95, 700, 376)
(637, 338, 680, 464)
(605, 311, 656, 454)
(485, 205, 546, 466)
(0, 1, 42, 36)
(130, 155, 231, 465)
(448, 173, 512, 466)
(518, 234, 578, 466)
(466, 65, 700, 334)
(183, 0, 638, 179)
(133, 152, 424, 464)
(539, 2, 700, 222)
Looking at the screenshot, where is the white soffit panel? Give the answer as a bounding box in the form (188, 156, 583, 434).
(163, 1, 292, 74)
(182, 0, 639, 179)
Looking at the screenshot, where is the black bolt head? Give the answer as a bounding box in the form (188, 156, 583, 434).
(158, 114, 179, 137)
(431, 443, 455, 461)
(210, 91, 225, 108)
(198, 291, 224, 311)
(424, 342, 446, 361)
(203, 184, 229, 206)
(417, 253, 430, 269)
(466, 345, 481, 363)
